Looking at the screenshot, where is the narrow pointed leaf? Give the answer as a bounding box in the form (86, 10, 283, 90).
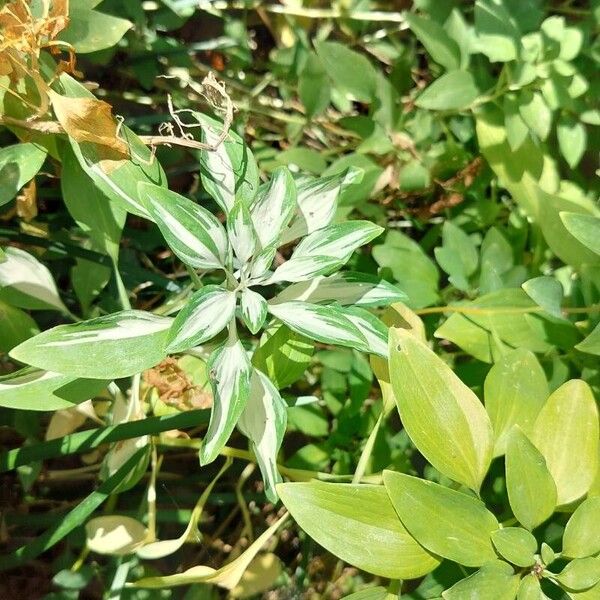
(383, 471, 499, 567)
(227, 200, 256, 264)
(240, 288, 267, 334)
(560, 212, 600, 256)
(278, 481, 440, 579)
(532, 380, 599, 505)
(562, 497, 600, 559)
(389, 328, 493, 491)
(10, 311, 172, 379)
(139, 182, 228, 270)
(238, 370, 287, 502)
(167, 286, 236, 353)
(266, 255, 343, 284)
(342, 306, 388, 358)
(200, 337, 252, 465)
(505, 427, 557, 531)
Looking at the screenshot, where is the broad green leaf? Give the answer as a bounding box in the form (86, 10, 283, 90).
(60, 7, 132, 53)
(562, 497, 600, 559)
(200, 337, 252, 465)
(557, 558, 600, 591)
(61, 145, 126, 262)
(10, 311, 172, 379)
(268, 301, 367, 353)
(406, 13, 461, 70)
(518, 574, 548, 600)
(131, 512, 287, 589)
(72, 258, 111, 313)
(85, 516, 147, 556)
(240, 288, 267, 335)
(0, 368, 108, 411)
(238, 370, 287, 502)
(519, 91, 552, 141)
(383, 471, 499, 567)
(0, 143, 47, 207)
(505, 427, 557, 531)
(167, 285, 236, 353)
(314, 41, 377, 102)
(372, 230, 439, 309)
(0, 300, 38, 352)
(299, 53, 331, 118)
(249, 167, 296, 249)
(268, 221, 383, 283)
(560, 212, 600, 256)
(251, 323, 313, 389)
(503, 94, 530, 151)
(278, 481, 440, 579)
(398, 160, 430, 191)
(474, 0, 520, 62)
(443, 561, 520, 599)
(227, 200, 256, 264)
(198, 113, 259, 214)
(434, 289, 579, 364)
(434, 221, 478, 291)
(389, 328, 493, 491)
(522, 277, 564, 319)
(342, 588, 392, 600)
(415, 71, 480, 111)
(270, 272, 406, 307)
(139, 182, 228, 270)
(576, 322, 600, 356)
(0, 247, 67, 312)
(491, 528, 538, 567)
(484, 348, 548, 456)
(565, 582, 600, 599)
(532, 380, 599, 505)
(557, 115, 586, 168)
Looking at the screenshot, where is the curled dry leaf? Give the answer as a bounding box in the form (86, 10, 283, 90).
(16, 179, 37, 221)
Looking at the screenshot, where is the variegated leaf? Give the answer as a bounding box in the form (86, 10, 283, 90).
(270, 272, 407, 307)
(249, 244, 277, 281)
(268, 301, 367, 351)
(167, 285, 236, 353)
(265, 255, 343, 284)
(238, 369, 287, 501)
(0, 247, 67, 312)
(342, 306, 388, 357)
(10, 311, 172, 379)
(139, 182, 228, 270)
(198, 114, 259, 214)
(250, 167, 297, 249)
(280, 169, 361, 244)
(227, 200, 257, 264)
(240, 288, 267, 334)
(200, 336, 253, 465)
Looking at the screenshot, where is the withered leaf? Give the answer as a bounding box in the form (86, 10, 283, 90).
(16, 179, 38, 221)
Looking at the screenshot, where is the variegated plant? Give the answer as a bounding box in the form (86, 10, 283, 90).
(9, 131, 405, 500)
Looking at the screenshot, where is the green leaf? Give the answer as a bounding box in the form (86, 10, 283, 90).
(560, 212, 600, 256)
(0, 247, 67, 313)
(474, 0, 520, 62)
(342, 306, 388, 358)
(557, 115, 586, 168)
(268, 302, 368, 353)
(251, 324, 313, 389)
(0, 300, 38, 352)
(491, 528, 537, 567)
(383, 471, 499, 567)
(240, 288, 267, 335)
(228, 200, 257, 264)
(522, 277, 564, 319)
(398, 160, 431, 192)
(342, 588, 392, 600)
(532, 380, 599, 506)
(139, 182, 228, 270)
(503, 95, 530, 151)
(314, 41, 377, 103)
(10, 311, 172, 380)
(406, 13, 461, 71)
(389, 328, 493, 491)
(249, 167, 296, 250)
(198, 113, 259, 214)
(505, 427, 557, 531)
(60, 6, 132, 53)
(519, 91, 552, 141)
(238, 370, 286, 502)
(484, 348, 548, 456)
(518, 574, 549, 600)
(442, 560, 520, 599)
(562, 497, 600, 559)
(0, 143, 47, 207)
(200, 337, 252, 465)
(434, 221, 478, 291)
(277, 481, 440, 579)
(271, 272, 406, 307)
(557, 557, 600, 591)
(299, 53, 331, 118)
(415, 71, 480, 111)
(0, 368, 108, 411)
(167, 285, 236, 353)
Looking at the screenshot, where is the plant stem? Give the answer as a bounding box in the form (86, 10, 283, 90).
(352, 413, 383, 484)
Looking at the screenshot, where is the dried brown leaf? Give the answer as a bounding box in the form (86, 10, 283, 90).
(16, 179, 38, 221)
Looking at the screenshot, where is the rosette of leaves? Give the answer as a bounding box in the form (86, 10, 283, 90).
(9, 132, 405, 500)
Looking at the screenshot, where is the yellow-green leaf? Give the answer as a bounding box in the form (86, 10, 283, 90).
(562, 497, 600, 559)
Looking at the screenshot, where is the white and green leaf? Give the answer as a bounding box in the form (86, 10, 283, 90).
(227, 200, 257, 264)
(167, 285, 236, 353)
(240, 288, 267, 334)
(341, 306, 388, 357)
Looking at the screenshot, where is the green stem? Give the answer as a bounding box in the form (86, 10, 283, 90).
(352, 413, 383, 484)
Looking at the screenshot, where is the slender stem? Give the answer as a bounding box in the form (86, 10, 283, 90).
(352, 413, 383, 484)
(416, 304, 600, 316)
(236, 463, 256, 542)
